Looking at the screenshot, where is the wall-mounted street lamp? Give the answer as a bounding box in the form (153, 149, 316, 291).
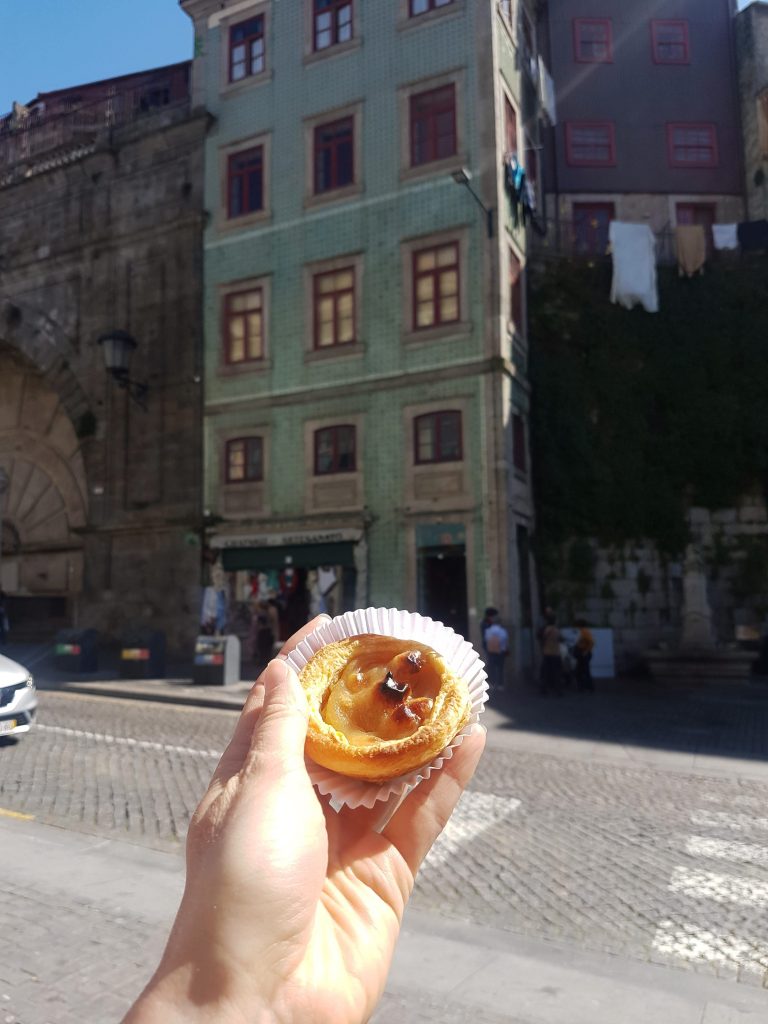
(97, 330, 148, 410)
(451, 167, 494, 239)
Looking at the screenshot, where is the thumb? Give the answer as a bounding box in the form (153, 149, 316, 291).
(245, 659, 308, 773)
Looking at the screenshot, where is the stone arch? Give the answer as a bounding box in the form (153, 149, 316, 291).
(1, 294, 93, 428)
(0, 351, 88, 607)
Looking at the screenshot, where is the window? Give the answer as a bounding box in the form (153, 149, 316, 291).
(504, 96, 518, 155)
(667, 123, 717, 168)
(314, 425, 356, 474)
(313, 267, 356, 348)
(223, 288, 264, 364)
(565, 121, 616, 167)
(573, 202, 615, 255)
(227, 147, 263, 217)
(509, 250, 523, 330)
(410, 84, 457, 166)
(226, 437, 263, 483)
(229, 16, 265, 82)
(512, 414, 527, 474)
(651, 20, 689, 64)
(313, 0, 353, 51)
(314, 117, 354, 193)
(410, 0, 453, 14)
(573, 18, 612, 63)
(413, 242, 459, 329)
(414, 411, 462, 464)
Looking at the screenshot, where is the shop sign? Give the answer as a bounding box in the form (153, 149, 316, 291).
(211, 528, 363, 549)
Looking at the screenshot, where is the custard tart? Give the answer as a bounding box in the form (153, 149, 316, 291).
(299, 634, 472, 781)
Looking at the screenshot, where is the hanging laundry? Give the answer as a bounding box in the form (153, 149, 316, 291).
(609, 222, 658, 314)
(712, 223, 739, 250)
(737, 219, 768, 252)
(675, 224, 706, 278)
(504, 154, 526, 227)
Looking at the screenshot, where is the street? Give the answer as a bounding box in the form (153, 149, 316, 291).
(2, 682, 768, 1022)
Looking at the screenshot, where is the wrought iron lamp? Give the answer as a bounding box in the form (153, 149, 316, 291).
(451, 167, 494, 238)
(97, 330, 148, 410)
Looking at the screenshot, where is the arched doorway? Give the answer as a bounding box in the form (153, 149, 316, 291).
(0, 352, 88, 638)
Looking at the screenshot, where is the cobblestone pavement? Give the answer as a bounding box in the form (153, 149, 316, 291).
(1, 689, 768, 1024)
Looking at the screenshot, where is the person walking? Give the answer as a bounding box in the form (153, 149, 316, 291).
(0, 590, 8, 646)
(480, 606, 498, 654)
(484, 612, 509, 693)
(540, 611, 563, 696)
(573, 618, 595, 691)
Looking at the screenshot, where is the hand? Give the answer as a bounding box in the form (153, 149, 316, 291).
(124, 617, 486, 1024)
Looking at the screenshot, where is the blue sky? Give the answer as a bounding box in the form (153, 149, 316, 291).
(0, 0, 192, 109)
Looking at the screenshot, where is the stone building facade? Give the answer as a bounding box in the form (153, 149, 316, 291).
(735, 1, 768, 220)
(181, 0, 546, 665)
(0, 64, 206, 651)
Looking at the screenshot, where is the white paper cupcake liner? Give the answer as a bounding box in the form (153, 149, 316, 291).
(284, 607, 488, 813)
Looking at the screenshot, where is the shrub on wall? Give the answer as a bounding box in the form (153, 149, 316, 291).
(529, 258, 768, 568)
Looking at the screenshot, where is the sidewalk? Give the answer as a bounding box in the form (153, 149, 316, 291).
(3, 816, 765, 1024)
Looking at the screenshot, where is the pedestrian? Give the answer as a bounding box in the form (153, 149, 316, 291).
(249, 598, 275, 671)
(540, 611, 563, 696)
(573, 618, 595, 691)
(123, 615, 486, 1024)
(0, 590, 8, 646)
(484, 612, 509, 693)
(480, 605, 498, 654)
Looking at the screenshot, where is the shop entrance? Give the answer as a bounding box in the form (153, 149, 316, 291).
(417, 544, 468, 637)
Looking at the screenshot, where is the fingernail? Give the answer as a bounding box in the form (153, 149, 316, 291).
(264, 659, 288, 687)
(319, 613, 332, 623)
(468, 722, 487, 736)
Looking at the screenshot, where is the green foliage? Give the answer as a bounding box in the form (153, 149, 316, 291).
(529, 258, 768, 561)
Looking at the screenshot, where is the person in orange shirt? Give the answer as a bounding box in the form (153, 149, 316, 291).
(573, 619, 595, 692)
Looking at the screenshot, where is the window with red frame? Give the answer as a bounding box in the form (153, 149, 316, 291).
(573, 202, 615, 255)
(314, 425, 356, 474)
(512, 414, 527, 474)
(313, 0, 352, 51)
(509, 250, 523, 330)
(224, 288, 264, 363)
(225, 437, 263, 483)
(651, 20, 689, 64)
(229, 15, 265, 82)
(573, 18, 612, 63)
(414, 411, 462, 464)
(667, 123, 717, 167)
(314, 117, 354, 193)
(313, 267, 355, 348)
(410, 84, 457, 166)
(227, 147, 263, 217)
(504, 96, 518, 155)
(410, 0, 453, 14)
(413, 242, 459, 329)
(566, 122, 615, 166)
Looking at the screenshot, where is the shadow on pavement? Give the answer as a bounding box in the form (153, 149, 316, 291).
(489, 672, 768, 762)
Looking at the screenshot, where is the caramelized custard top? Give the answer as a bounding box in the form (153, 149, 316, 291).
(321, 636, 444, 747)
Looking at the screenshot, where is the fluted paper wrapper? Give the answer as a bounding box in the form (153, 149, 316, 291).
(284, 607, 488, 814)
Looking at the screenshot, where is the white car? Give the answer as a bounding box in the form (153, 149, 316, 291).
(0, 653, 37, 738)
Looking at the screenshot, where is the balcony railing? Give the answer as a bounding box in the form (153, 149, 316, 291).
(531, 218, 681, 266)
(0, 88, 189, 175)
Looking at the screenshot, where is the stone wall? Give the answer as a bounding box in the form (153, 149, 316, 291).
(736, 3, 768, 221)
(550, 498, 768, 671)
(0, 97, 207, 653)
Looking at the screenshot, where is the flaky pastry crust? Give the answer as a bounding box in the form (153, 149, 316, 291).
(299, 634, 472, 781)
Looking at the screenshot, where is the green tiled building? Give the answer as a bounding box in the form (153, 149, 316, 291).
(182, 0, 543, 666)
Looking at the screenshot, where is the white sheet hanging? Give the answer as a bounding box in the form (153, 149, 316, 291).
(609, 221, 658, 314)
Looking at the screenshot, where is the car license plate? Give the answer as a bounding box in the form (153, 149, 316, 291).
(0, 719, 17, 735)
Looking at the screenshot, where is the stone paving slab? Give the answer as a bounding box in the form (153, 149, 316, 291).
(3, 819, 767, 1024)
